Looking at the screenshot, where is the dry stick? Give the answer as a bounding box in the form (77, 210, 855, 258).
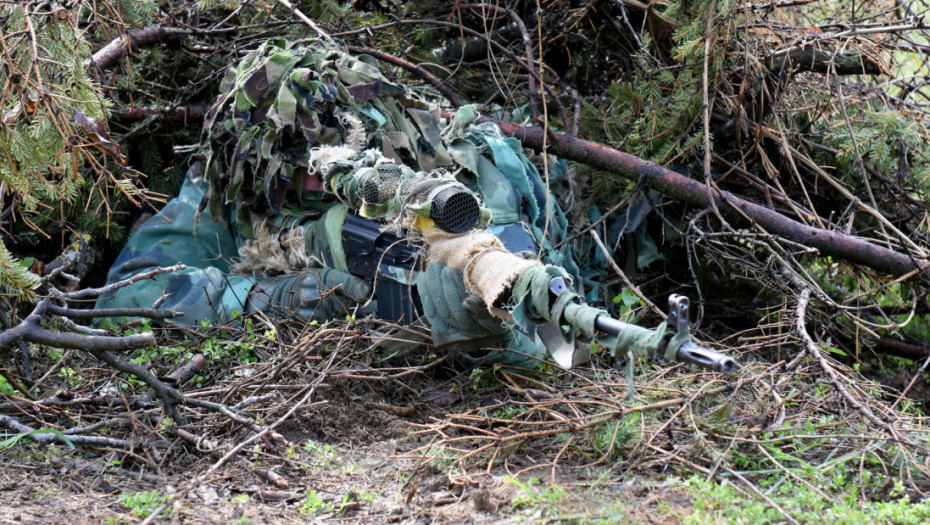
(62, 263, 186, 300)
(588, 230, 666, 319)
(0, 299, 155, 351)
(0, 414, 135, 448)
(108, 104, 210, 124)
(456, 4, 538, 121)
(890, 350, 930, 410)
(533, 0, 554, 250)
(776, 137, 928, 259)
(275, 0, 331, 40)
(833, 77, 889, 242)
(794, 286, 907, 445)
(407, 375, 759, 464)
(85, 27, 189, 70)
(94, 350, 186, 425)
(700, 0, 729, 230)
(337, 20, 572, 128)
(722, 466, 801, 525)
(755, 442, 833, 501)
(767, 21, 925, 60)
(138, 346, 337, 525)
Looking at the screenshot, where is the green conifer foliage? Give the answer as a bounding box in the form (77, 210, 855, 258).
(0, 2, 155, 298)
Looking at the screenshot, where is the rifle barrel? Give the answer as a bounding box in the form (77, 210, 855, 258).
(594, 315, 737, 374)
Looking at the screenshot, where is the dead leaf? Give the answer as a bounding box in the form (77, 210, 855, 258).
(23, 97, 38, 116)
(72, 108, 126, 165)
(424, 384, 459, 407)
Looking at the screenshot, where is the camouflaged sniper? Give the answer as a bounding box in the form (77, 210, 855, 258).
(96, 39, 738, 389)
(97, 39, 582, 368)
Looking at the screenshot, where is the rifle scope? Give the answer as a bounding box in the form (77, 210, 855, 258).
(361, 164, 481, 233)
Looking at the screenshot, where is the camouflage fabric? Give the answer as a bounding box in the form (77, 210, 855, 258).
(197, 38, 454, 238)
(96, 175, 256, 325)
(98, 40, 582, 369)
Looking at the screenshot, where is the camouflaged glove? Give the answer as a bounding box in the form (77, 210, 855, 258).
(303, 204, 349, 272)
(416, 262, 508, 352)
(247, 268, 371, 323)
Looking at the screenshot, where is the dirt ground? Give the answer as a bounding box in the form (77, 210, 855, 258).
(6, 320, 912, 525)
(0, 383, 692, 525)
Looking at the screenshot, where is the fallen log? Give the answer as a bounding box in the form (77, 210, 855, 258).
(486, 118, 926, 278)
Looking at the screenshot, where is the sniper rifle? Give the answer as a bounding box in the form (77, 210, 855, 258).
(328, 162, 737, 382)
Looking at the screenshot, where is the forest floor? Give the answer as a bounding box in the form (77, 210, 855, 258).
(2, 319, 930, 524)
(0, 384, 690, 524)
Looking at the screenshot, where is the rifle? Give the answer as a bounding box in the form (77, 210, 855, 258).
(330, 162, 737, 382)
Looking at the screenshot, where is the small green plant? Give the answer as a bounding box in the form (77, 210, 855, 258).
(58, 367, 81, 388)
(0, 428, 74, 450)
(492, 404, 528, 420)
(504, 477, 566, 513)
(684, 475, 930, 524)
(303, 440, 339, 466)
(299, 490, 331, 516)
(468, 367, 484, 390)
(118, 490, 170, 519)
(589, 413, 640, 460)
(197, 318, 263, 364)
(0, 376, 16, 395)
(612, 287, 645, 322)
(357, 489, 376, 504)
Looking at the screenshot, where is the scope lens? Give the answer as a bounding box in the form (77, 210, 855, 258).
(361, 178, 382, 204)
(430, 188, 480, 233)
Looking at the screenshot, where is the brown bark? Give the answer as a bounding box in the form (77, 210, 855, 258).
(86, 27, 188, 71)
(485, 117, 926, 277)
(109, 104, 209, 123)
(768, 49, 884, 75)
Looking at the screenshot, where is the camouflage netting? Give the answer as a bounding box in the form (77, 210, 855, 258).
(196, 38, 455, 238)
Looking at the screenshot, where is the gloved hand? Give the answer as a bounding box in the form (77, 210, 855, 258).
(303, 204, 349, 271)
(247, 268, 371, 323)
(416, 262, 508, 352)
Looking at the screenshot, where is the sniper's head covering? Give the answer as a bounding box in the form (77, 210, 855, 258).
(196, 39, 452, 237)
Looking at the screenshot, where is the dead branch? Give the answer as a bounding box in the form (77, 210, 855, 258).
(85, 27, 189, 71)
(108, 104, 210, 124)
(768, 49, 885, 76)
(456, 4, 538, 121)
(486, 117, 928, 277)
(792, 282, 913, 447)
(0, 414, 135, 448)
(138, 341, 338, 525)
(276, 0, 331, 40)
(0, 299, 156, 351)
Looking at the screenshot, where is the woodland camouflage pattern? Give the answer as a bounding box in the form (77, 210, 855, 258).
(97, 40, 581, 365)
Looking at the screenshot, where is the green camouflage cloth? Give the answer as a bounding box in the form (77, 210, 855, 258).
(96, 174, 256, 325)
(97, 40, 582, 368)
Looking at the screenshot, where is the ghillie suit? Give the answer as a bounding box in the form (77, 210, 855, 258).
(96, 39, 581, 367)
